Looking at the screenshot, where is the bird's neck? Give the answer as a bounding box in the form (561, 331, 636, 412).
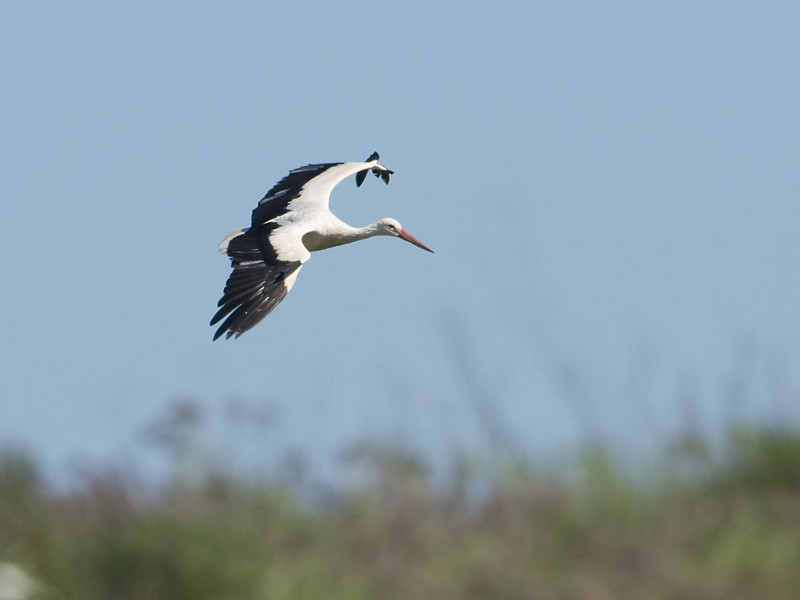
(303, 221, 379, 251)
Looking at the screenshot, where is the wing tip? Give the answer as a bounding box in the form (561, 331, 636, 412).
(375, 167, 393, 184)
(357, 151, 392, 186)
(211, 309, 242, 341)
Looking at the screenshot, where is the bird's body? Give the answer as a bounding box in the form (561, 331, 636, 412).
(211, 152, 433, 340)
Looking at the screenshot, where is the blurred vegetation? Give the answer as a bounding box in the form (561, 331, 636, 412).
(1, 423, 799, 600)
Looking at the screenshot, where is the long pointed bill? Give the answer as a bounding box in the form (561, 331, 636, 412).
(398, 229, 435, 253)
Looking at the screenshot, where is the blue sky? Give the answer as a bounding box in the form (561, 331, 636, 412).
(2, 2, 799, 479)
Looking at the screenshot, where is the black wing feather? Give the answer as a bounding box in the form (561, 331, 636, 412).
(251, 162, 342, 226)
(211, 224, 302, 340)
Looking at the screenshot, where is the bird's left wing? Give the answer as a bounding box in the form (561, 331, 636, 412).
(210, 224, 304, 340)
(251, 152, 393, 226)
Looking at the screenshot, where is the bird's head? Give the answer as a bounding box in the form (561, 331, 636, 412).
(377, 218, 434, 253)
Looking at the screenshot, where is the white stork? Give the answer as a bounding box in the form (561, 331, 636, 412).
(211, 152, 434, 340)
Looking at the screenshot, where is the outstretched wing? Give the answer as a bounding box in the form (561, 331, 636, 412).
(210, 224, 303, 340)
(252, 152, 393, 226)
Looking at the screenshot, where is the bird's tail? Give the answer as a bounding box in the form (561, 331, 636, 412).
(218, 228, 247, 254)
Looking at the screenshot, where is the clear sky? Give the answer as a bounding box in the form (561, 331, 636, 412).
(2, 2, 799, 480)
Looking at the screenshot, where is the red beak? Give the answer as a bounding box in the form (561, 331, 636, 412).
(398, 229, 435, 253)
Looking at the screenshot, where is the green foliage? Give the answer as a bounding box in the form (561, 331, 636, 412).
(713, 428, 800, 492)
(0, 429, 799, 599)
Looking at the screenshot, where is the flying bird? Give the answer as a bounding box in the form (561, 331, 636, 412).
(211, 152, 434, 340)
